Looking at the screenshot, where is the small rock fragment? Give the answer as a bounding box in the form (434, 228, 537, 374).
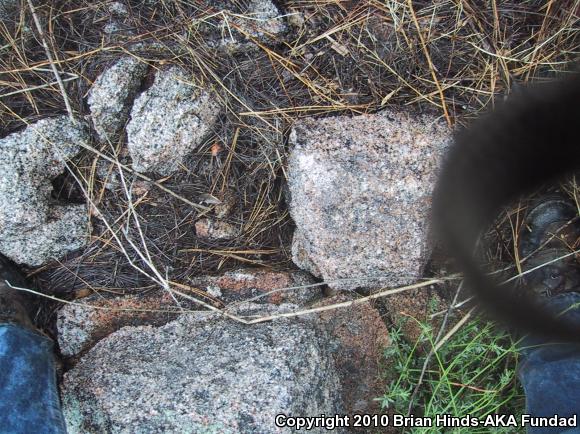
(287, 8, 305, 29)
(288, 109, 451, 291)
(107, 1, 128, 16)
(0, 116, 91, 266)
(231, 0, 287, 40)
(126, 66, 221, 175)
(62, 311, 344, 433)
(130, 180, 151, 196)
(94, 159, 120, 191)
(214, 190, 237, 219)
(91, 0, 135, 42)
(195, 218, 238, 240)
(193, 0, 288, 51)
(88, 56, 148, 142)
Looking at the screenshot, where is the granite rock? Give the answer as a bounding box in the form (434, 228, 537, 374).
(126, 66, 221, 175)
(288, 109, 451, 291)
(161, 0, 288, 52)
(0, 116, 90, 266)
(88, 56, 148, 142)
(107, 1, 129, 16)
(212, 0, 288, 50)
(91, 0, 135, 42)
(62, 310, 344, 433)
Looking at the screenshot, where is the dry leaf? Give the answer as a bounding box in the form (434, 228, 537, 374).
(211, 142, 223, 157)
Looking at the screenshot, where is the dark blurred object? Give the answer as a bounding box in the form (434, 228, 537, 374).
(433, 71, 580, 341)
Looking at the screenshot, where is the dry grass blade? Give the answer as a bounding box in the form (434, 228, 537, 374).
(25, 0, 74, 121)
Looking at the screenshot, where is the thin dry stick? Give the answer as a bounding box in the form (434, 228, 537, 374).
(0, 75, 79, 98)
(75, 141, 210, 212)
(406, 280, 465, 416)
(244, 279, 444, 324)
(433, 306, 476, 353)
(5, 281, 198, 315)
(26, 0, 75, 121)
(406, 0, 452, 126)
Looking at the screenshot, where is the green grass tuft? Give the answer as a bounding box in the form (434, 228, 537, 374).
(381, 317, 525, 434)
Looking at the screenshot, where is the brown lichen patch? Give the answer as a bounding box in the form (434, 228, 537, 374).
(314, 294, 390, 415)
(190, 268, 322, 306)
(215, 270, 293, 304)
(57, 290, 186, 359)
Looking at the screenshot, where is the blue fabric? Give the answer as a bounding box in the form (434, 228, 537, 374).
(0, 324, 66, 434)
(518, 293, 580, 434)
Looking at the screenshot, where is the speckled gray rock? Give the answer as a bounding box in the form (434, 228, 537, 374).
(107, 1, 128, 16)
(288, 110, 451, 291)
(90, 0, 135, 42)
(62, 311, 344, 433)
(126, 66, 221, 175)
(88, 57, 148, 142)
(0, 116, 90, 266)
(207, 0, 288, 51)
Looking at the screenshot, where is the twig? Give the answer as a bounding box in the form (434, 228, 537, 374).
(26, 0, 75, 122)
(406, 280, 465, 415)
(406, 0, 452, 126)
(433, 306, 476, 353)
(5, 281, 199, 315)
(0, 75, 79, 99)
(76, 141, 210, 212)
(244, 279, 444, 324)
